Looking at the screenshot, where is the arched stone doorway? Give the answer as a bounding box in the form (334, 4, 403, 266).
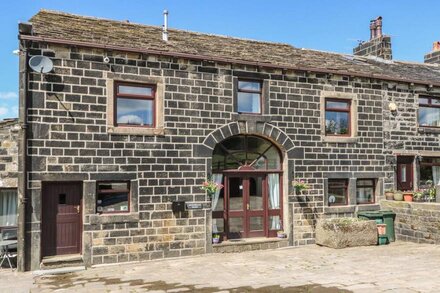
(211, 135, 283, 239)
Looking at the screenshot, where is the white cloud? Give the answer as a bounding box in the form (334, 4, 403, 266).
(0, 92, 18, 100)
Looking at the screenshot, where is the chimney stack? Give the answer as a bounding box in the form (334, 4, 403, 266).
(162, 10, 169, 42)
(354, 16, 392, 60)
(424, 41, 440, 64)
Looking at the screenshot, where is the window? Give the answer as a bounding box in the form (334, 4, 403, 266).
(0, 189, 17, 227)
(325, 99, 351, 136)
(327, 179, 348, 206)
(237, 80, 262, 114)
(115, 82, 155, 127)
(419, 96, 440, 127)
(420, 157, 440, 187)
(96, 182, 130, 213)
(356, 179, 375, 204)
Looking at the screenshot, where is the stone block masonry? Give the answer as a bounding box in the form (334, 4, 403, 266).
(381, 200, 440, 244)
(0, 119, 19, 188)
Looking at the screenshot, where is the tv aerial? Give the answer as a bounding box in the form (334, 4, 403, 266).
(28, 55, 53, 73)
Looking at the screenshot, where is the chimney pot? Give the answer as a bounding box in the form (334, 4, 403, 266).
(433, 41, 440, 52)
(162, 10, 169, 42)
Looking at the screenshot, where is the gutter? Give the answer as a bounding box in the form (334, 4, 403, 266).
(19, 34, 440, 88)
(17, 39, 28, 272)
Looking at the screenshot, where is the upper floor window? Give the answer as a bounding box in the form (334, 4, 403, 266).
(237, 80, 262, 114)
(325, 99, 351, 136)
(115, 82, 155, 127)
(419, 96, 440, 127)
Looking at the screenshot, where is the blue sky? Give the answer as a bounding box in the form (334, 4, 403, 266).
(1, 0, 440, 119)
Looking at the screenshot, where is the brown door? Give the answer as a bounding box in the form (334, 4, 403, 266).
(42, 182, 82, 257)
(226, 174, 266, 239)
(397, 157, 414, 191)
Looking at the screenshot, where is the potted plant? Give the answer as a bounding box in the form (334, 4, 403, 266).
(201, 177, 224, 199)
(393, 191, 403, 201)
(277, 230, 286, 238)
(212, 234, 221, 244)
(384, 189, 394, 200)
(403, 191, 414, 202)
(413, 190, 423, 202)
(292, 179, 309, 195)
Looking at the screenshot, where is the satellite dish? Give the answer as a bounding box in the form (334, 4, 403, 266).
(28, 55, 53, 73)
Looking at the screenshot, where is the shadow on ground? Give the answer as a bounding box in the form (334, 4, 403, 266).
(36, 273, 352, 292)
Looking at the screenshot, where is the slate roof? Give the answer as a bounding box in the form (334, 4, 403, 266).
(26, 10, 440, 85)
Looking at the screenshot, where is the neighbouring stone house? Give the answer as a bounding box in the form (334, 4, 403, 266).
(14, 10, 440, 271)
(0, 118, 19, 233)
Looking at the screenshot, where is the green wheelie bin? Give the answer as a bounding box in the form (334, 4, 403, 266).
(357, 210, 396, 242)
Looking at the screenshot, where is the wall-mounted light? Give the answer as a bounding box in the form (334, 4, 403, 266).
(388, 102, 398, 116)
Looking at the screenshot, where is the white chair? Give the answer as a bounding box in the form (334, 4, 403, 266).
(0, 228, 17, 270)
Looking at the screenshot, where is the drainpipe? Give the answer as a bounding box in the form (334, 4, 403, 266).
(17, 38, 28, 272)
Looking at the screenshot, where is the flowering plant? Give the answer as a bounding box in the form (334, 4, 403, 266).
(292, 179, 309, 194)
(201, 178, 224, 197)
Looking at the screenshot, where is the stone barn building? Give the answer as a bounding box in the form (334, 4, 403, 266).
(14, 10, 440, 271)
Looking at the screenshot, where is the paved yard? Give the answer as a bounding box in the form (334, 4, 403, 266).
(2, 242, 440, 292)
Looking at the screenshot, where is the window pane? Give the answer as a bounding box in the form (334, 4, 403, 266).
(118, 85, 152, 96)
(432, 98, 440, 105)
(326, 100, 349, 109)
(420, 165, 433, 188)
(229, 217, 243, 233)
(229, 177, 243, 211)
(0, 189, 17, 227)
(356, 179, 375, 204)
(419, 107, 440, 127)
(117, 98, 153, 126)
(328, 180, 347, 206)
(238, 81, 261, 91)
(97, 192, 129, 213)
(400, 165, 407, 183)
(325, 111, 349, 135)
(269, 215, 281, 230)
(237, 92, 261, 113)
(97, 182, 129, 213)
(249, 177, 263, 210)
(419, 97, 429, 104)
(250, 216, 264, 231)
(212, 218, 224, 233)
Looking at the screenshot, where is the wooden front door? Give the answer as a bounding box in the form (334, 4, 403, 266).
(397, 157, 414, 191)
(42, 182, 82, 257)
(226, 174, 266, 239)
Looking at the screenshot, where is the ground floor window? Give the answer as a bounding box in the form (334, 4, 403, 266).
(0, 189, 17, 227)
(420, 157, 440, 188)
(96, 182, 130, 213)
(327, 179, 348, 206)
(356, 179, 375, 204)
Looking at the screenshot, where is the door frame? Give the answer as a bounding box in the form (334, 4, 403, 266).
(396, 156, 414, 191)
(41, 181, 83, 258)
(216, 170, 283, 240)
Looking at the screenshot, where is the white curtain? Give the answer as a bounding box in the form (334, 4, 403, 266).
(0, 189, 18, 227)
(211, 174, 223, 233)
(433, 166, 440, 185)
(268, 174, 280, 230)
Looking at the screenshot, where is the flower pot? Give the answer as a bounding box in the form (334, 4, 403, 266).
(385, 192, 394, 201)
(277, 233, 286, 238)
(377, 224, 387, 236)
(212, 237, 220, 244)
(393, 192, 403, 201)
(403, 193, 413, 202)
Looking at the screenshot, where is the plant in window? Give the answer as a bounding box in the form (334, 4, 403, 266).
(212, 234, 221, 244)
(413, 190, 423, 202)
(201, 177, 224, 198)
(292, 179, 309, 194)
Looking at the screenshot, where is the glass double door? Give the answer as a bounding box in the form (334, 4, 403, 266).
(227, 174, 267, 238)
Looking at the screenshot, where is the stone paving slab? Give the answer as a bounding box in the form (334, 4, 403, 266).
(1, 242, 440, 292)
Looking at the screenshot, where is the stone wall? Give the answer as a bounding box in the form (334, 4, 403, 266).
(381, 200, 440, 244)
(0, 119, 19, 188)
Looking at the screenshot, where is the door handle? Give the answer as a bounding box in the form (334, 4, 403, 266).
(74, 205, 80, 214)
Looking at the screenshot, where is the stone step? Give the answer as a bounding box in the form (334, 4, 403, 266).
(40, 254, 85, 270)
(212, 237, 288, 253)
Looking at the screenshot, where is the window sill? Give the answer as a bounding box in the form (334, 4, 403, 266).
(418, 127, 440, 134)
(107, 126, 165, 136)
(324, 205, 355, 214)
(322, 136, 359, 143)
(89, 212, 139, 224)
